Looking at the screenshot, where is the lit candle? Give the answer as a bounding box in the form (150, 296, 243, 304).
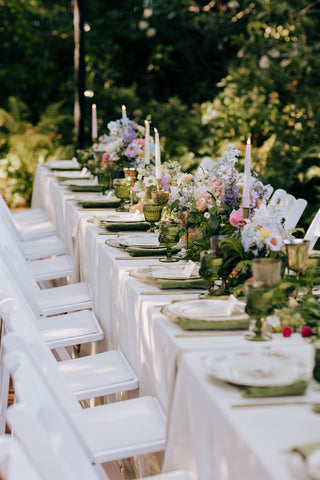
(154, 128, 161, 180)
(242, 134, 251, 208)
(92, 104, 97, 141)
(122, 105, 127, 120)
(144, 120, 150, 165)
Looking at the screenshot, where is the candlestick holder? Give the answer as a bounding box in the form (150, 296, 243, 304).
(241, 207, 250, 220)
(156, 178, 161, 191)
(92, 137, 97, 144)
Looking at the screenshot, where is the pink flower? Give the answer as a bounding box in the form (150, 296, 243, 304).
(101, 153, 109, 167)
(134, 138, 145, 147)
(229, 208, 244, 228)
(282, 327, 292, 337)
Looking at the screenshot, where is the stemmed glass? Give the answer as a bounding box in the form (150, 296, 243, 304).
(285, 240, 310, 281)
(158, 221, 180, 262)
(113, 178, 131, 212)
(245, 258, 282, 341)
(244, 281, 274, 341)
(199, 250, 223, 298)
(143, 203, 163, 233)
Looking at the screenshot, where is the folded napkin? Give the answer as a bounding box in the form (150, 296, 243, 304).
(292, 441, 320, 459)
(127, 246, 181, 257)
(68, 185, 106, 192)
(80, 200, 120, 208)
(241, 380, 308, 398)
(178, 316, 250, 331)
(158, 278, 207, 290)
(104, 222, 150, 232)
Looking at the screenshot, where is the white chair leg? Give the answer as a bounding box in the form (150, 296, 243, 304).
(0, 363, 10, 434)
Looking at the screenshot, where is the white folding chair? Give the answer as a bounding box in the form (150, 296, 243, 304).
(4, 345, 166, 468)
(0, 434, 42, 480)
(7, 404, 195, 480)
(0, 254, 103, 352)
(0, 223, 73, 282)
(0, 244, 92, 316)
(0, 295, 138, 434)
(304, 208, 320, 252)
(0, 195, 56, 241)
(0, 204, 66, 261)
(11, 207, 48, 226)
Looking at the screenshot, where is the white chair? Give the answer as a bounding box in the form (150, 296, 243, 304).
(6, 404, 195, 480)
(305, 208, 320, 252)
(0, 254, 103, 351)
(11, 207, 48, 226)
(0, 204, 66, 261)
(3, 345, 166, 468)
(0, 195, 56, 241)
(0, 434, 42, 480)
(0, 224, 73, 282)
(284, 197, 308, 230)
(0, 295, 139, 434)
(0, 244, 92, 316)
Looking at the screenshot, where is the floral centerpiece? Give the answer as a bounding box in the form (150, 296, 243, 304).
(166, 144, 271, 259)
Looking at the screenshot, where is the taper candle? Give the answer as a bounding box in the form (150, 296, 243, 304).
(154, 128, 161, 180)
(122, 105, 127, 120)
(242, 134, 251, 208)
(92, 104, 97, 141)
(144, 120, 150, 165)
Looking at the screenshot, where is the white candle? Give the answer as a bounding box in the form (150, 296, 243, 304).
(92, 104, 97, 140)
(122, 105, 127, 120)
(242, 134, 251, 208)
(144, 120, 150, 165)
(154, 128, 161, 180)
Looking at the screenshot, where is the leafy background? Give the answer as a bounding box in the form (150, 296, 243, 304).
(0, 0, 319, 231)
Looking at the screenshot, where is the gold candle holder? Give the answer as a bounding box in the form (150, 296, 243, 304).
(152, 189, 169, 205)
(156, 178, 161, 191)
(241, 206, 250, 219)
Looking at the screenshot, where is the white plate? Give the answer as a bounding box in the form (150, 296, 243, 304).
(64, 179, 99, 186)
(45, 160, 80, 170)
(165, 298, 245, 321)
(118, 233, 160, 248)
(97, 212, 145, 223)
(130, 264, 200, 281)
(203, 348, 310, 387)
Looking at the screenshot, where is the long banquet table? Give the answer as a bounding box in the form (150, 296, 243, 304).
(31, 163, 320, 480)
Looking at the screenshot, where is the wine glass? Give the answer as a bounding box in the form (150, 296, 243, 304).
(143, 203, 163, 233)
(158, 221, 180, 262)
(113, 178, 131, 212)
(199, 250, 223, 298)
(244, 281, 274, 341)
(285, 240, 310, 281)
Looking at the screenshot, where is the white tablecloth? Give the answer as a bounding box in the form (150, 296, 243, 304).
(32, 164, 320, 480)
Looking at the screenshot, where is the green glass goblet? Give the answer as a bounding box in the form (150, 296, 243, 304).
(244, 281, 274, 341)
(113, 178, 131, 212)
(143, 203, 163, 233)
(158, 221, 180, 262)
(199, 250, 223, 298)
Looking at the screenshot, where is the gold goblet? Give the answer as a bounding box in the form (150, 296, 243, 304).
(158, 221, 180, 262)
(252, 258, 282, 288)
(285, 240, 310, 280)
(113, 178, 131, 211)
(143, 203, 163, 232)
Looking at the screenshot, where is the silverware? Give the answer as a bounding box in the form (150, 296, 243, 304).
(141, 291, 204, 295)
(99, 232, 119, 235)
(231, 400, 317, 408)
(115, 256, 164, 260)
(175, 331, 244, 338)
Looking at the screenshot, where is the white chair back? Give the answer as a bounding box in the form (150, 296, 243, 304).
(0, 246, 41, 316)
(305, 208, 320, 251)
(0, 196, 23, 243)
(284, 198, 308, 230)
(0, 434, 42, 480)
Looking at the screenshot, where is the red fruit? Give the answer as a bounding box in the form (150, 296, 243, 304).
(301, 325, 313, 337)
(282, 327, 292, 337)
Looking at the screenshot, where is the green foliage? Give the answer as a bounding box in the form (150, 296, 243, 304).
(0, 97, 73, 206)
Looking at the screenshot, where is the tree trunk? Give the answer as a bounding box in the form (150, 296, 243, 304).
(74, 0, 85, 150)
